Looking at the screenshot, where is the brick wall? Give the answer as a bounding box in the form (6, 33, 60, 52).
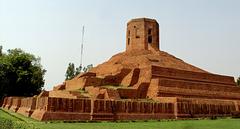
(117, 88, 138, 99)
(48, 98, 91, 113)
(2, 97, 10, 108)
(17, 97, 37, 116)
(2, 96, 240, 121)
(176, 98, 238, 118)
(92, 99, 175, 120)
(35, 97, 49, 111)
(157, 86, 240, 100)
(151, 66, 240, 100)
(158, 78, 240, 93)
(152, 66, 235, 86)
(9, 97, 23, 112)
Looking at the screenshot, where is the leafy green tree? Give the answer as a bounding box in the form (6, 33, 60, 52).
(75, 65, 82, 76)
(237, 76, 240, 86)
(0, 46, 2, 56)
(0, 48, 46, 100)
(65, 63, 76, 80)
(83, 64, 93, 73)
(65, 63, 93, 80)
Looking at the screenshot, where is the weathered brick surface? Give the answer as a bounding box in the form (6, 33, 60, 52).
(105, 89, 120, 99)
(121, 68, 140, 86)
(2, 96, 240, 121)
(126, 18, 159, 51)
(49, 90, 83, 99)
(176, 98, 238, 118)
(31, 97, 92, 121)
(28, 97, 177, 121)
(17, 97, 36, 116)
(158, 78, 240, 93)
(53, 83, 66, 91)
(152, 66, 235, 86)
(3, 97, 14, 109)
(117, 88, 138, 99)
(9, 97, 23, 112)
(2, 97, 10, 108)
(149, 66, 240, 100)
(157, 86, 240, 100)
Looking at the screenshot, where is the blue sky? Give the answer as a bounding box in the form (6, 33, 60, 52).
(0, 0, 239, 90)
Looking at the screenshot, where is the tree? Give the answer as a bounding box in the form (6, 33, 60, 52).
(0, 46, 2, 56)
(0, 48, 46, 100)
(65, 63, 76, 80)
(65, 63, 93, 80)
(83, 64, 93, 73)
(237, 76, 240, 86)
(75, 65, 82, 76)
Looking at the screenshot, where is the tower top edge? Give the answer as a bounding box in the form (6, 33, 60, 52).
(127, 18, 158, 25)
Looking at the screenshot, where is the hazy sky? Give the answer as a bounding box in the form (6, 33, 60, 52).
(0, 0, 240, 90)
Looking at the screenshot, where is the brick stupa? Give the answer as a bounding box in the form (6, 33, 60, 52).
(2, 18, 240, 121)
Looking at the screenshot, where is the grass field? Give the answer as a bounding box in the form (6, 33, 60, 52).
(0, 108, 240, 129)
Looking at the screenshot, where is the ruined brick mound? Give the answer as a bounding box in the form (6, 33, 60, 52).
(63, 49, 238, 101)
(2, 17, 240, 121)
(63, 49, 210, 97)
(91, 50, 206, 76)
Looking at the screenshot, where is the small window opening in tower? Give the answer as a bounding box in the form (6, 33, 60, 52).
(127, 30, 131, 45)
(135, 27, 140, 38)
(148, 29, 152, 34)
(148, 36, 152, 43)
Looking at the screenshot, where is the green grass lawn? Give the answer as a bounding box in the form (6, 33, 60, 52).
(1, 108, 240, 129)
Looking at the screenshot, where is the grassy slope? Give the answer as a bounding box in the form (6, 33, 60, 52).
(1, 108, 240, 129)
(36, 119, 240, 129)
(0, 109, 20, 121)
(0, 109, 37, 129)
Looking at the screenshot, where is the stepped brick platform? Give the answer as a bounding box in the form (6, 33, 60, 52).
(2, 96, 239, 121)
(17, 97, 37, 117)
(2, 18, 240, 121)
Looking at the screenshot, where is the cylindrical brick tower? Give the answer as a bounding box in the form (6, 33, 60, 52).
(126, 18, 159, 51)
